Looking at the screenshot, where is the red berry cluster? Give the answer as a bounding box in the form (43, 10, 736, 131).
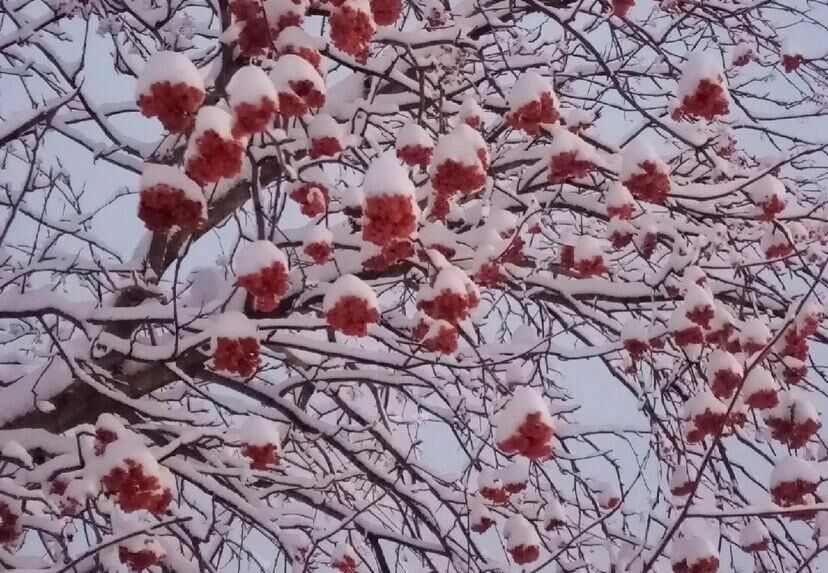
(418, 290, 472, 324)
(94, 427, 118, 455)
(231, 0, 272, 56)
(470, 515, 495, 533)
(418, 243, 456, 261)
(330, 4, 374, 62)
(674, 79, 729, 121)
(673, 324, 703, 348)
(560, 244, 575, 268)
(290, 183, 329, 217)
(119, 546, 163, 572)
(759, 195, 785, 220)
(415, 319, 458, 354)
(186, 130, 244, 186)
(706, 321, 735, 349)
(279, 80, 325, 116)
(362, 195, 418, 246)
(637, 230, 658, 259)
(742, 538, 769, 553)
(670, 478, 694, 497)
(397, 144, 433, 169)
(214, 336, 261, 377)
(326, 296, 380, 336)
(766, 412, 820, 449)
(101, 460, 172, 515)
(612, 0, 634, 17)
(733, 51, 752, 67)
(475, 261, 506, 288)
(610, 225, 633, 249)
(363, 239, 415, 271)
(574, 255, 607, 278)
(624, 160, 671, 203)
(237, 260, 290, 312)
(624, 338, 648, 362)
(232, 97, 278, 138)
(771, 477, 817, 506)
(545, 515, 565, 531)
(506, 93, 560, 135)
(304, 241, 332, 264)
(672, 555, 719, 573)
(370, 0, 401, 25)
(138, 184, 204, 232)
(431, 159, 487, 196)
(687, 409, 726, 443)
(332, 554, 357, 573)
(309, 136, 343, 159)
(478, 484, 509, 504)
(497, 412, 554, 460)
(685, 304, 715, 330)
(0, 501, 20, 544)
(607, 202, 634, 220)
(744, 387, 779, 410)
(764, 239, 793, 259)
(501, 236, 528, 265)
(279, 46, 322, 71)
(782, 54, 803, 73)
(463, 115, 483, 130)
(509, 544, 540, 565)
(548, 151, 596, 183)
(242, 443, 280, 469)
(710, 368, 741, 399)
(137, 81, 204, 133)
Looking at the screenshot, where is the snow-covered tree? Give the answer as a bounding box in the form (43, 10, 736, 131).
(1, 0, 828, 571)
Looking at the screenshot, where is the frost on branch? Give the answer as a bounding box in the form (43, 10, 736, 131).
(324, 274, 380, 336)
(137, 164, 206, 232)
(494, 386, 555, 460)
(136, 51, 204, 133)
